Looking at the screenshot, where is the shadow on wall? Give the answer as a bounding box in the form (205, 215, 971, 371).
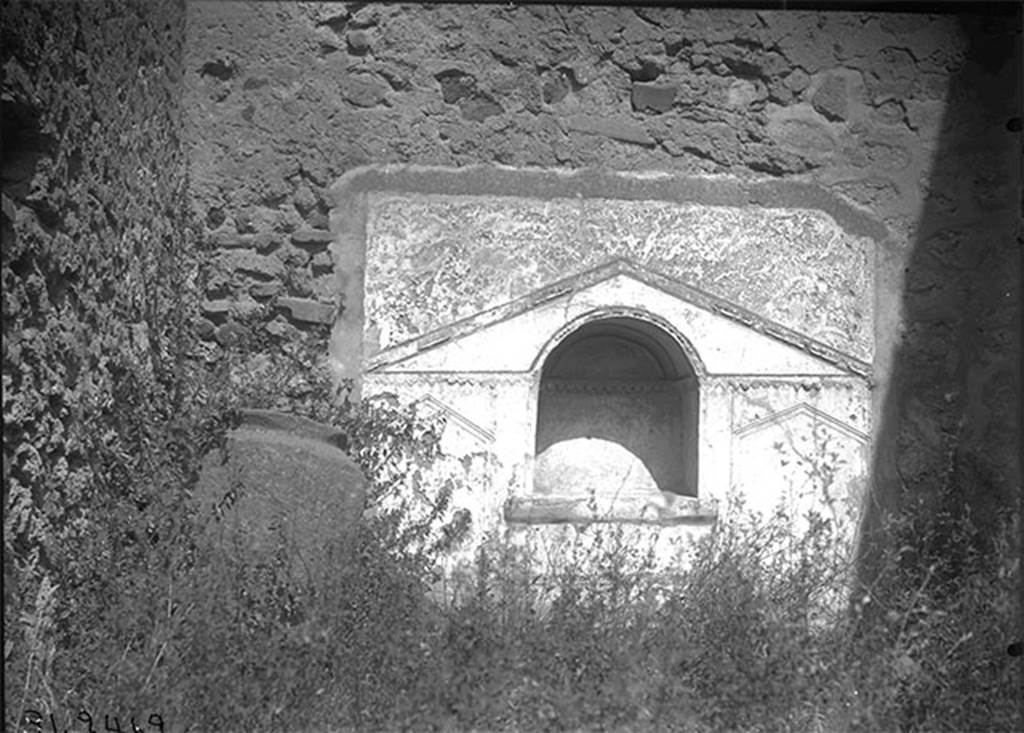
(862, 9, 1022, 584)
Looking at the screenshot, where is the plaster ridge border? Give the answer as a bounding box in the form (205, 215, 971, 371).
(733, 402, 870, 444)
(415, 394, 496, 445)
(330, 164, 893, 244)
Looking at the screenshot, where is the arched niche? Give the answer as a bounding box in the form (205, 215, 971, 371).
(534, 316, 699, 499)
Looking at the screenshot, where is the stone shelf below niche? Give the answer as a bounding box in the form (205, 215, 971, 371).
(504, 493, 719, 526)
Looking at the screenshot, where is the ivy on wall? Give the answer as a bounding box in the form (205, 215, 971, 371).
(1, 0, 221, 715)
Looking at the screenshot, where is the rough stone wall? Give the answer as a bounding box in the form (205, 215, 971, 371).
(184, 3, 1020, 536)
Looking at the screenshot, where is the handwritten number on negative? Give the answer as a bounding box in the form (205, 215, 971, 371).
(77, 711, 96, 733)
(21, 710, 161, 733)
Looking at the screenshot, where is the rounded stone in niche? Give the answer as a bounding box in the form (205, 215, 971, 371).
(534, 437, 659, 498)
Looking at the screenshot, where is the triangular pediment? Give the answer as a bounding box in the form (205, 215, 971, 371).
(366, 259, 870, 377)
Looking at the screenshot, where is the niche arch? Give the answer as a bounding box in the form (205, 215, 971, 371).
(531, 307, 706, 377)
(533, 312, 700, 499)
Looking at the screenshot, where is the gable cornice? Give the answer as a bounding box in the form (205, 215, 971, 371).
(366, 257, 872, 378)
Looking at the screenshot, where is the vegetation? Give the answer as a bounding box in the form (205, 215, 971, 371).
(6, 304, 1020, 731)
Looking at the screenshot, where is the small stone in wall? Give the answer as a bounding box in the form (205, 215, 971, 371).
(236, 205, 299, 235)
(304, 208, 330, 230)
(766, 104, 836, 160)
(286, 269, 314, 298)
(277, 244, 311, 267)
(865, 47, 916, 103)
(250, 281, 282, 299)
(195, 317, 216, 340)
(235, 296, 264, 318)
(631, 82, 676, 113)
(212, 231, 252, 249)
(293, 182, 319, 214)
(201, 298, 235, 316)
(291, 229, 334, 247)
(436, 69, 475, 104)
(460, 94, 503, 122)
(726, 78, 767, 110)
(873, 99, 905, 126)
(265, 317, 300, 340)
(766, 77, 794, 104)
(542, 70, 571, 105)
(811, 75, 848, 121)
(220, 250, 286, 279)
(340, 74, 386, 108)
(278, 297, 335, 325)
(206, 207, 225, 231)
(214, 321, 249, 347)
(785, 68, 810, 93)
(347, 29, 370, 55)
(311, 250, 332, 271)
(204, 268, 232, 299)
(252, 231, 279, 253)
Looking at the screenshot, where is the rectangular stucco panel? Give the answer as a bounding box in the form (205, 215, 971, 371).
(366, 195, 874, 361)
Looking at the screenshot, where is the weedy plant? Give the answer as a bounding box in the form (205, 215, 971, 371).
(378, 482, 1018, 733)
(831, 489, 1022, 732)
(7, 309, 1018, 731)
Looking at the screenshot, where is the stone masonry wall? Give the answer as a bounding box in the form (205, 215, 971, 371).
(184, 3, 1020, 533)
